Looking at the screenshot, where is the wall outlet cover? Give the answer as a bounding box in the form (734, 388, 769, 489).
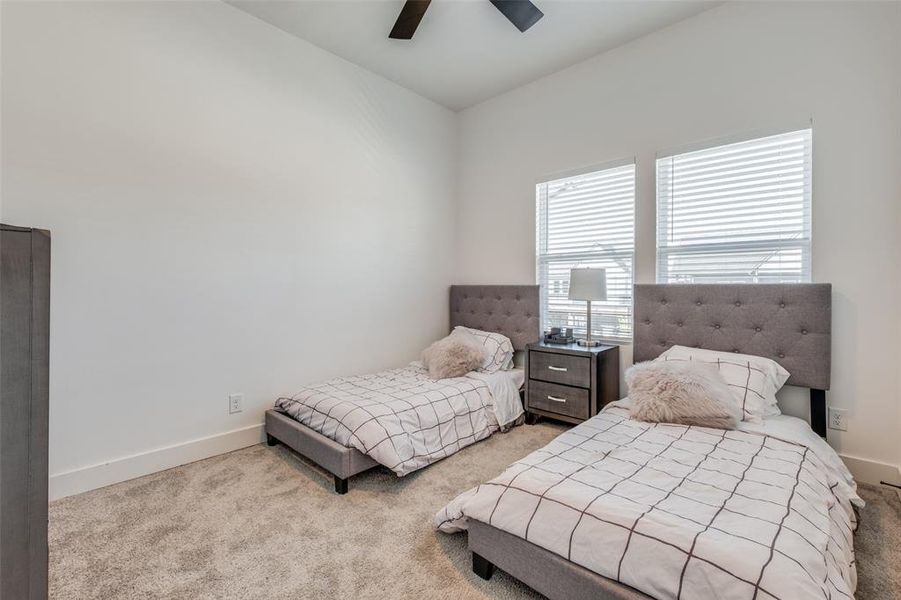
(228, 393, 244, 414)
(828, 407, 847, 431)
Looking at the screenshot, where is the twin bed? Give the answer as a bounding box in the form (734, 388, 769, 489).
(265, 285, 539, 493)
(439, 283, 859, 600)
(266, 283, 860, 600)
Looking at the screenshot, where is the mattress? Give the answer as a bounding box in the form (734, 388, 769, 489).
(437, 399, 861, 599)
(274, 364, 524, 476)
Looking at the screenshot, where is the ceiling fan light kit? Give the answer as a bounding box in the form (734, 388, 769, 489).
(389, 0, 544, 40)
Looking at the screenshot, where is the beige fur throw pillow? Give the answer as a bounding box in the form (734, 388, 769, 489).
(421, 330, 486, 380)
(626, 360, 741, 429)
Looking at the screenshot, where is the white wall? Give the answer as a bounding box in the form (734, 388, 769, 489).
(454, 2, 901, 481)
(1, 0, 457, 498)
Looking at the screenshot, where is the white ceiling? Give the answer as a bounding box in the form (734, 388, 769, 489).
(228, 0, 718, 111)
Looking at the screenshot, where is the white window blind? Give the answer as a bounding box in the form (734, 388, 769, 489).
(656, 128, 812, 284)
(536, 162, 635, 342)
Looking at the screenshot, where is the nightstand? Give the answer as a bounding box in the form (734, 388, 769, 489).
(524, 341, 620, 425)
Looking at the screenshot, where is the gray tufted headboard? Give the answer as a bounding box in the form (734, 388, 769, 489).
(449, 285, 540, 351)
(634, 284, 832, 437)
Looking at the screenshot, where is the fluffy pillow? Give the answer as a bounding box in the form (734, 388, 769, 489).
(626, 360, 741, 430)
(421, 330, 486, 379)
(453, 326, 514, 373)
(658, 345, 790, 422)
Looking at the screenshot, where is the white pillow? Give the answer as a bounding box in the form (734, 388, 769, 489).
(453, 326, 514, 373)
(657, 345, 790, 423)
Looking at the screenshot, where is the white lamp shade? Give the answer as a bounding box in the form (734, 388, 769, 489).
(568, 268, 607, 301)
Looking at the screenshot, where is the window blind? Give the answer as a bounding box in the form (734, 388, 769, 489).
(536, 162, 635, 341)
(656, 128, 812, 284)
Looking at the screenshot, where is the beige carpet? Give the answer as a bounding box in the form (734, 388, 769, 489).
(50, 423, 901, 600)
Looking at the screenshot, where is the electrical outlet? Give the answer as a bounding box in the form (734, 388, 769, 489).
(228, 393, 243, 414)
(828, 407, 847, 431)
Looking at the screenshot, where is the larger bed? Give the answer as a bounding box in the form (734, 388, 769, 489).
(436, 283, 861, 600)
(265, 285, 540, 493)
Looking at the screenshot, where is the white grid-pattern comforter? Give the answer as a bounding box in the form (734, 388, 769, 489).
(275, 365, 521, 476)
(436, 401, 861, 600)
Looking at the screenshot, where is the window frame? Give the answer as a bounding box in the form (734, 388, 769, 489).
(535, 157, 637, 343)
(655, 126, 813, 285)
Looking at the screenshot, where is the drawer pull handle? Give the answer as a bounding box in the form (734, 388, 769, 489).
(548, 366, 568, 372)
(547, 395, 567, 403)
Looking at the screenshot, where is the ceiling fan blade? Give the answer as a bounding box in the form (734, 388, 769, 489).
(489, 0, 543, 33)
(389, 0, 432, 40)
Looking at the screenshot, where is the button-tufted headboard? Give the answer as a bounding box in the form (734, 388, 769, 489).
(449, 285, 540, 351)
(634, 284, 831, 389)
(634, 284, 832, 438)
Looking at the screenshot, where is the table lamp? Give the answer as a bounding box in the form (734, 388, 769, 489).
(568, 268, 607, 347)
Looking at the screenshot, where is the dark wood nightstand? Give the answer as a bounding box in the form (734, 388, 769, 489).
(524, 341, 620, 425)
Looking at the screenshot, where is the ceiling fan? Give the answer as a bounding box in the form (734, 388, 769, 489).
(389, 0, 544, 40)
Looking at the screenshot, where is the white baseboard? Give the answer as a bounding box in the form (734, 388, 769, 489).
(839, 453, 901, 487)
(49, 423, 265, 501)
(47, 426, 900, 500)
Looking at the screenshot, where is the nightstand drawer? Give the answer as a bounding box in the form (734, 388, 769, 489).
(527, 380, 590, 421)
(529, 351, 590, 388)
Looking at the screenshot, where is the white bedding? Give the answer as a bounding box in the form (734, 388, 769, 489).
(274, 364, 524, 476)
(467, 367, 525, 427)
(735, 411, 860, 509)
(436, 400, 861, 599)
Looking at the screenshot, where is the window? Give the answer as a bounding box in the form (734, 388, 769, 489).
(656, 128, 812, 283)
(536, 161, 635, 342)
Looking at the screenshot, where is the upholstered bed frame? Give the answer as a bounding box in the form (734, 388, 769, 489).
(264, 285, 539, 494)
(632, 284, 832, 437)
(467, 283, 833, 600)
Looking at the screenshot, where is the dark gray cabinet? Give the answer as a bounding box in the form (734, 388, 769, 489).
(524, 341, 619, 425)
(1, 224, 50, 600)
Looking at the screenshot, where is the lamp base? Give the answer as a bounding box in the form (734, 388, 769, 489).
(576, 339, 602, 347)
